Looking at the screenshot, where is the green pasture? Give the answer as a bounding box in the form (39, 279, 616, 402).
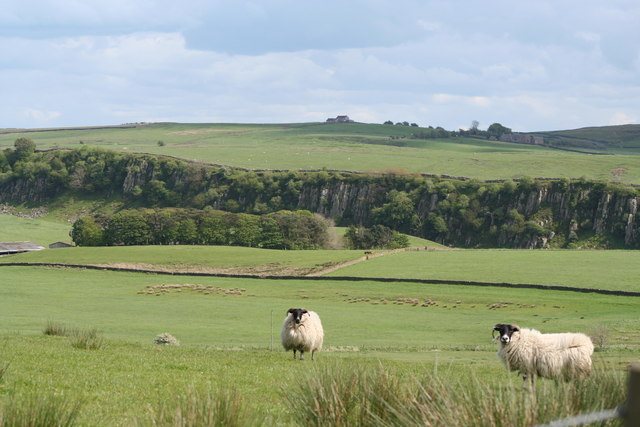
(1, 265, 638, 348)
(5, 244, 640, 293)
(0, 264, 637, 424)
(329, 248, 640, 292)
(3, 122, 640, 183)
(0, 214, 72, 246)
(0, 245, 364, 273)
(0, 333, 628, 426)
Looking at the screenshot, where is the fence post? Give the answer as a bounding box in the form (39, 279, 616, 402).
(626, 362, 640, 427)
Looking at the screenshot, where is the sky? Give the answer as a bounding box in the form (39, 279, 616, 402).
(1, 0, 639, 132)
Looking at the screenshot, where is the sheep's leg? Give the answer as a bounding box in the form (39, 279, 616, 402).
(299, 350, 305, 360)
(521, 374, 535, 391)
(531, 375, 536, 390)
(293, 350, 297, 359)
(311, 350, 315, 361)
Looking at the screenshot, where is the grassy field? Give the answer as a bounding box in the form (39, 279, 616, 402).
(0, 245, 365, 275)
(1, 243, 638, 424)
(4, 244, 640, 292)
(3, 122, 640, 183)
(0, 214, 72, 247)
(327, 248, 640, 292)
(2, 121, 640, 424)
(0, 334, 629, 426)
(533, 124, 640, 153)
(0, 264, 637, 424)
(1, 265, 638, 349)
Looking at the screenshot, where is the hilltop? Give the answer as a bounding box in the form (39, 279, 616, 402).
(530, 124, 640, 153)
(2, 122, 640, 183)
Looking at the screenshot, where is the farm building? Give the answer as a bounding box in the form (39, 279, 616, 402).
(0, 241, 45, 256)
(49, 241, 73, 249)
(326, 115, 354, 123)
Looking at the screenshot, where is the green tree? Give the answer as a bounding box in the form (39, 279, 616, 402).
(371, 190, 418, 233)
(232, 213, 261, 247)
(0, 150, 9, 172)
(144, 180, 179, 206)
(344, 224, 409, 249)
(104, 210, 150, 245)
(425, 213, 448, 236)
(487, 123, 512, 139)
(198, 211, 227, 244)
(13, 137, 36, 161)
(148, 209, 179, 244)
(175, 218, 198, 244)
(258, 217, 284, 249)
(70, 217, 104, 246)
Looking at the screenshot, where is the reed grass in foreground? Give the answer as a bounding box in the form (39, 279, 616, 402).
(0, 393, 82, 427)
(285, 363, 625, 427)
(142, 385, 252, 427)
(0, 332, 630, 426)
(43, 321, 105, 350)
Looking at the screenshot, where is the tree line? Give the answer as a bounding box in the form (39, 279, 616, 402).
(382, 121, 513, 140)
(3, 139, 640, 249)
(71, 208, 330, 249)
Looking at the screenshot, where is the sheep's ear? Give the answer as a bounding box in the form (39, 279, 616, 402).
(493, 324, 501, 330)
(511, 325, 520, 332)
(302, 309, 308, 314)
(287, 308, 294, 314)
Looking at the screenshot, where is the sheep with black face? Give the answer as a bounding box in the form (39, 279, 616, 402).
(493, 323, 594, 388)
(281, 308, 324, 360)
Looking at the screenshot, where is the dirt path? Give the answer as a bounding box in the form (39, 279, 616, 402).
(305, 246, 453, 276)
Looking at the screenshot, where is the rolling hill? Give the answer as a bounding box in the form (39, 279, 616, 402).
(531, 124, 640, 153)
(2, 122, 640, 183)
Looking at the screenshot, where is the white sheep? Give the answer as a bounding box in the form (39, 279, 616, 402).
(281, 308, 324, 360)
(493, 323, 594, 388)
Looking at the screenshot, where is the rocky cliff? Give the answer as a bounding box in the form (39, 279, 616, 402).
(1, 149, 638, 248)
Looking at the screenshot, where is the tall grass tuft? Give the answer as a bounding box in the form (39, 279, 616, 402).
(282, 363, 408, 426)
(285, 363, 625, 427)
(43, 320, 74, 337)
(0, 393, 82, 426)
(378, 365, 625, 427)
(70, 328, 104, 350)
(143, 385, 251, 427)
(0, 362, 8, 382)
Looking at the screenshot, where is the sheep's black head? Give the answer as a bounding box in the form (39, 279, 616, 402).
(493, 323, 520, 344)
(287, 308, 308, 324)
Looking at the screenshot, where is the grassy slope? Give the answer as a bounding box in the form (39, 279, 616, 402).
(4, 245, 639, 292)
(0, 333, 628, 426)
(1, 123, 638, 424)
(3, 122, 640, 183)
(0, 264, 636, 425)
(326, 249, 640, 292)
(0, 245, 364, 273)
(533, 124, 640, 152)
(1, 266, 636, 349)
(0, 214, 72, 246)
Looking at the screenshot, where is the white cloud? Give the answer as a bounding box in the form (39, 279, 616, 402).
(609, 112, 637, 126)
(0, 1, 638, 131)
(23, 108, 61, 122)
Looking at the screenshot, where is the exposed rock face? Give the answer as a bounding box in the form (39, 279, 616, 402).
(1, 150, 638, 248)
(0, 176, 52, 203)
(296, 180, 639, 248)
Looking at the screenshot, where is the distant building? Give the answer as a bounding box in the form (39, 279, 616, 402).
(0, 241, 45, 256)
(326, 115, 354, 123)
(499, 133, 545, 145)
(49, 241, 73, 249)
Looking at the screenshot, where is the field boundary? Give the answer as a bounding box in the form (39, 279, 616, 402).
(2, 262, 640, 297)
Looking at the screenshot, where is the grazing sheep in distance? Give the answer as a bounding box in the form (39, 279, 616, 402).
(281, 308, 324, 360)
(493, 323, 594, 388)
